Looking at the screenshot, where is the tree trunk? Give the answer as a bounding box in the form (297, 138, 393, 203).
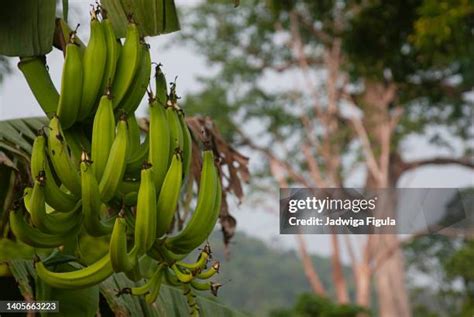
(296, 234, 327, 296)
(372, 190, 411, 317)
(375, 237, 411, 317)
(331, 233, 349, 303)
(361, 81, 411, 317)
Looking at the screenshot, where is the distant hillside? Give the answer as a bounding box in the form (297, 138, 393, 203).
(200, 231, 353, 316)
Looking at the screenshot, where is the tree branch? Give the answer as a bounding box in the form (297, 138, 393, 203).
(348, 116, 384, 183)
(402, 157, 474, 172)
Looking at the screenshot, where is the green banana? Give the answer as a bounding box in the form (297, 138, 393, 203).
(144, 266, 165, 304)
(120, 42, 151, 115)
(135, 163, 157, 254)
(27, 177, 81, 235)
(62, 129, 83, 167)
(111, 22, 141, 108)
(165, 151, 221, 254)
(148, 97, 170, 192)
(154, 64, 167, 107)
(178, 111, 193, 179)
(91, 94, 116, 181)
(121, 264, 164, 302)
(78, 13, 107, 121)
(196, 261, 220, 280)
(154, 243, 188, 262)
(31, 132, 78, 212)
(166, 106, 184, 156)
(126, 113, 142, 159)
(17, 56, 59, 117)
(98, 17, 120, 97)
(47, 116, 81, 196)
(110, 217, 138, 273)
(176, 248, 210, 271)
(203, 177, 222, 238)
(155, 152, 183, 238)
(164, 268, 182, 287)
(31, 133, 47, 178)
(35, 253, 113, 289)
(9, 209, 72, 248)
(171, 264, 193, 283)
(117, 179, 140, 196)
(190, 280, 221, 296)
(81, 158, 114, 237)
(57, 35, 83, 129)
(167, 82, 184, 155)
(99, 116, 128, 202)
(125, 135, 149, 178)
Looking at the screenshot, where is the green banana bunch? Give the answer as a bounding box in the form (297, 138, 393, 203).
(47, 116, 82, 197)
(13, 12, 229, 305)
(91, 94, 116, 181)
(165, 151, 221, 254)
(78, 12, 107, 121)
(99, 115, 129, 202)
(57, 33, 83, 129)
(17, 56, 59, 117)
(36, 253, 114, 289)
(80, 156, 114, 237)
(155, 152, 183, 238)
(111, 21, 141, 108)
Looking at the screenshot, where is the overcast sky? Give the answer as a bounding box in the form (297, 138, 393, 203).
(0, 1, 472, 262)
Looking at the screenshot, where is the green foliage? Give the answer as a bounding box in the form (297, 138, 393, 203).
(269, 293, 366, 317)
(404, 188, 474, 317)
(445, 239, 474, 281)
(177, 0, 473, 175)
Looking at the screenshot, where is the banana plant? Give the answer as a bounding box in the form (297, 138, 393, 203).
(0, 1, 248, 315)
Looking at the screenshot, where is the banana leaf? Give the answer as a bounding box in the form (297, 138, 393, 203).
(101, 0, 180, 38)
(0, 0, 56, 57)
(8, 260, 246, 316)
(0, 117, 47, 162)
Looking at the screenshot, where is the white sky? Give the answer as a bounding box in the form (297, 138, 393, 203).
(0, 1, 472, 263)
